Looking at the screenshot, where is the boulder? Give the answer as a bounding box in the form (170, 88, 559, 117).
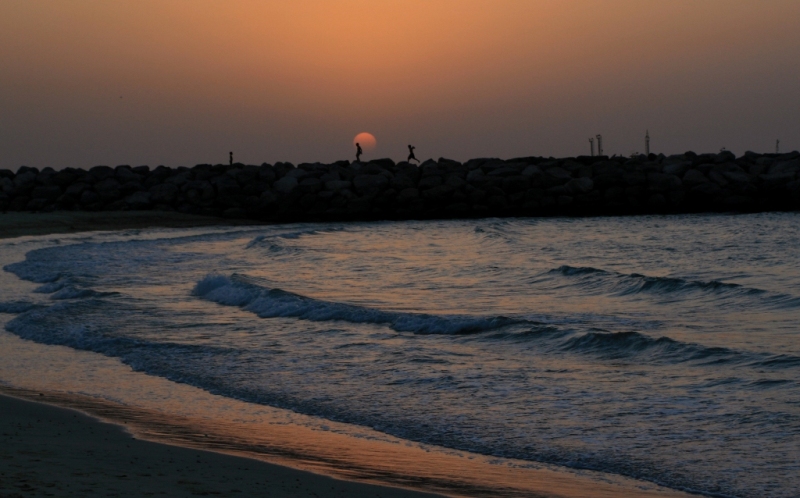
(682, 169, 708, 186)
(545, 167, 571, 182)
(566, 177, 594, 195)
(769, 160, 800, 176)
(125, 191, 152, 209)
(13, 171, 37, 189)
(663, 162, 690, 177)
(418, 175, 443, 189)
(353, 174, 389, 195)
(325, 180, 352, 191)
(89, 166, 115, 180)
(285, 169, 309, 180)
(647, 173, 682, 192)
(149, 183, 179, 204)
(298, 177, 323, 193)
(274, 176, 298, 194)
(30, 185, 62, 201)
(94, 179, 122, 201)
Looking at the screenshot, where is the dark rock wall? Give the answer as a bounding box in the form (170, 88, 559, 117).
(2, 151, 800, 221)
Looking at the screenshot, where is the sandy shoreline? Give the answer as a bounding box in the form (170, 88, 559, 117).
(0, 214, 695, 498)
(0, 392, 442, 498)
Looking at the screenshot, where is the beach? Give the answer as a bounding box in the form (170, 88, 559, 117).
(0, 392, 442, 498)
(0, 212, 795, 497)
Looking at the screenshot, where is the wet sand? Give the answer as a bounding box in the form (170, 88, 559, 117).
(0, 392, 443, 498)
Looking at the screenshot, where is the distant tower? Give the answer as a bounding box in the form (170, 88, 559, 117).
(645, 130, 650, 155)
(777, 139, 780, 154)
(589, 138, 595, 156)
(596, 135, 603, 156)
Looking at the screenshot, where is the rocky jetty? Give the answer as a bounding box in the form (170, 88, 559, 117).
(2, 151, 800, 221)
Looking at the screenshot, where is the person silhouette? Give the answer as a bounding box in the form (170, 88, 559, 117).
(229, 151, 233, 166)
(407, 145, 419, 164)
(355, 143, 363, 162)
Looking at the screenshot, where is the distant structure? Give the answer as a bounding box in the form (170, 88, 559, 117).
(645, 130, 650, 155)
(589, 137, 595, 156)
(596, 135, 603, 156)
(777, 139, 780, 154)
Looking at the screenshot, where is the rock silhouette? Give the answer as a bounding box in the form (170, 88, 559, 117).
(2, 151, 800, 221)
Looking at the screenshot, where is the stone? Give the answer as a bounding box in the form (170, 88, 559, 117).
(759, 172, 795, 190)
(422, 185, 454, 201)
(663, 162, 690, 177)
(0, 177, 13, 193)
(708, 171, 729, 186)
(487, 195, 508, 210)
(13, 171, 37, 189)
(391, 174, 415, 190)
(79, 190, 101, 206)
(487, 166, 522, 177)
(445, 203, 470, 213)
(566, 177, 594, 195)
(149, 183, 179, 204)
(325, 180, 352, 191)
(89, 166, 115, 180)
(274, 176, 298, 194)
(557, 195, 573, 207)
(125, 191, 152, 209)
(284, 169, 309, 180)
(522, 165, 543, 177)
(690, 182, 723, 197)
(396, 188, 420, 203)
(93, 179, 121, 202)
(417, 175, 443, 189)
(545, 167, 572, 182)
(500, 176, 529, 194)
(647, 173, 682, 192)
(30, 185, 62, 201)
(298, 177, 323, 193)
(682, 169, 708, 186)
(769, 160, 800, 176)
(353, 174, 389, 194)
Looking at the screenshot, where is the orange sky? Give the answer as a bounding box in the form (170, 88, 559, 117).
(1, 0, 799, 168)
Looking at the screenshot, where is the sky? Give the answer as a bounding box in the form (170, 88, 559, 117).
(1, 0, 799, 170)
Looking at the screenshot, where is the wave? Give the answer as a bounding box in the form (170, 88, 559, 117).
(556, 330, 800, 371)
(0, 301, 42, 314)
(193, 274, 528, 335)
(550, 265, 800, 308)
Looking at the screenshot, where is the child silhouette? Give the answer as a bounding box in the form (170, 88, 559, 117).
(355, 143, 363, 162)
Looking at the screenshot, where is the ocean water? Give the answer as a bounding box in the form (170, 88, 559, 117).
(1, 214, 799, 497)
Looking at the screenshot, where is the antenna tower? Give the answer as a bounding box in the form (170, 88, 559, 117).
(596, 135, 603, 156)
(645, 130, 650, 155)
(589, 138, 595, 156)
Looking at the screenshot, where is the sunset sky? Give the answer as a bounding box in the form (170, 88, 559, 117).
(1, 0, 799, 169)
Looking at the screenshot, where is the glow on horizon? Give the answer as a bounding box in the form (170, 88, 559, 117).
(1, 0, 799, 169)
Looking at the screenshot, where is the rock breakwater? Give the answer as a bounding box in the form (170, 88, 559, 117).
(2, 151, 800, 221)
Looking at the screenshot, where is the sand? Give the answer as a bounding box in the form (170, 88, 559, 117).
(0, 393, 442, 498)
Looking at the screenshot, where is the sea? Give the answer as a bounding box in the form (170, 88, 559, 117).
(1, 213, 798, 498)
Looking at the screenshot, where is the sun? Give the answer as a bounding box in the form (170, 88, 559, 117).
(353, 132, 377, 152)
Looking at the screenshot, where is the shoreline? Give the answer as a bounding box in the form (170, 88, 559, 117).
(0, 391, 442, 498)
(0, 217, 698, 498)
